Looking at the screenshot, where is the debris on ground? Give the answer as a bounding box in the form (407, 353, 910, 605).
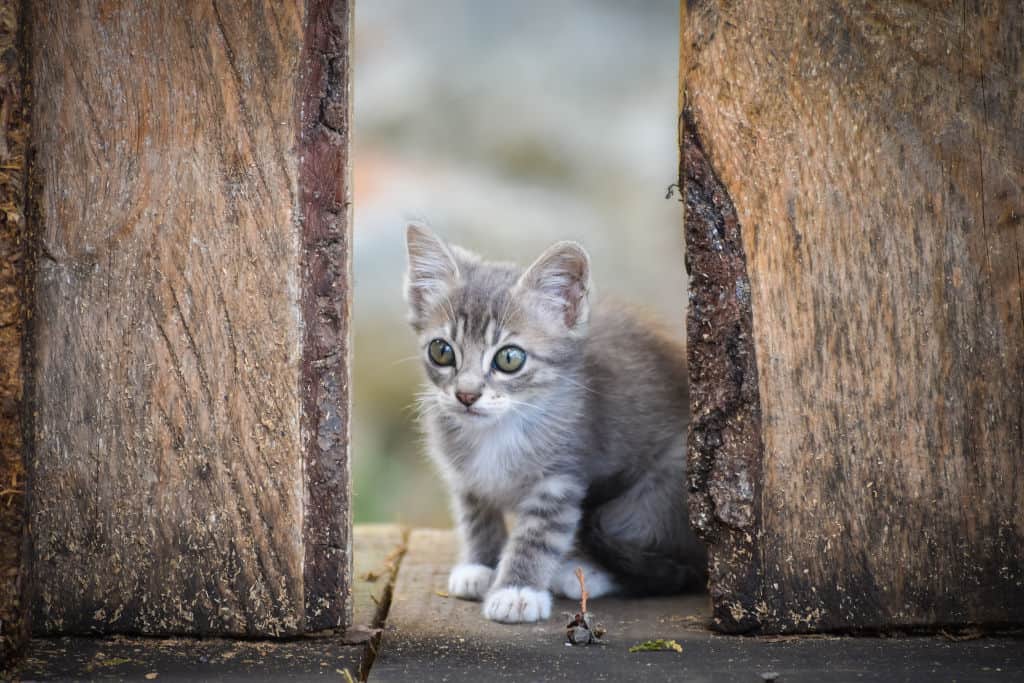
(628, 639, 683, 653)
(939, 627, 984, 642)
(565, 567, 606, 645)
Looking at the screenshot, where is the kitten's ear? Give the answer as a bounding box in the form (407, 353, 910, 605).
(404, 222, 459, 324)
(516, 241, 591, 332)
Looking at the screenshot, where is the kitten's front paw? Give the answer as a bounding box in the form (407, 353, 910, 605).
(482, 586, 552, 623)
(448, 563, 494, 600)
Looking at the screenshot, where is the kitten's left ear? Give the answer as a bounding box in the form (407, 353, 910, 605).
(516, 241, 591, 332)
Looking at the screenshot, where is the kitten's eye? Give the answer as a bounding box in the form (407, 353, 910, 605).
(492, 345, 526, 373)
(428, 339, 455, 367)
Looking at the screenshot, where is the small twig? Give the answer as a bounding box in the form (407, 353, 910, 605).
(575, 566, 588, 615)
(566, 567, 605, 645)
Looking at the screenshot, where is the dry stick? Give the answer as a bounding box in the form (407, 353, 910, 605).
(575, 566, 588, 615)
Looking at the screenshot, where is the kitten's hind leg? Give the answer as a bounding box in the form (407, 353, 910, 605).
(551, 557, 619, 599)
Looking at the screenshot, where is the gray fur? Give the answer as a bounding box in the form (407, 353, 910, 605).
(405, 224, 706, 622)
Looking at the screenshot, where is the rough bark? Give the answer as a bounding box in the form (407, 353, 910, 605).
(27, 1, 351, 636)
(682, 1, 1024, 633)
(0, 0, 28, 664)
(299, 0, 353, 631)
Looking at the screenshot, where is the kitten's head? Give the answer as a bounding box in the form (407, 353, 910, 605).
(404, 223, 591, 425)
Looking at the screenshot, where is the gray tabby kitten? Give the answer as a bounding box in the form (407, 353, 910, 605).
(405, 224, 706, 623)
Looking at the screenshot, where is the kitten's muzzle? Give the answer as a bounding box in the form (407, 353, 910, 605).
(455, 391, 482, 407)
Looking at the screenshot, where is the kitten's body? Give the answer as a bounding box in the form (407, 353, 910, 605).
(406, 225, 706, 623)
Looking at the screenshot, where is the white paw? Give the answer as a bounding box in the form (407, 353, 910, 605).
(448, 563, 494, 600)
(482, 586, 552, 623)
(551, 559, 619, 599)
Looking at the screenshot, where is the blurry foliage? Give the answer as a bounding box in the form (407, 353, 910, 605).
(353, 1, 683, 526)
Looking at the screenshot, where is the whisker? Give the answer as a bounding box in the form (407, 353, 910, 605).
(544, 371, 605, 396)
(507, 398, 573, 419)
(506, 400, 579, 431)
(403, 400, 436, 416)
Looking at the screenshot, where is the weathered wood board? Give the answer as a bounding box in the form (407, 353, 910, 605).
(7, 525, 407, 681)
(372, 529, 718, 682)
(370, 529, 1024, 682)
(0, 0, 28, 664)
(349, 524, 408, 631)
(682, 1, 1024, 632)
(26, 0, 352, 636)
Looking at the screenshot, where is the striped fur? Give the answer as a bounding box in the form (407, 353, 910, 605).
(406, 224, 707, 623)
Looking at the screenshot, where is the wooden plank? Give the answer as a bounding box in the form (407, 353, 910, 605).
(350, 524, 408, 630)
(7, 525, 404, 680)
(373, 529, 712, 681)
(0, 0, 28, 664)
(7, 527, 1024, 680)
(370, 530, 1024, 682)
(26, 0, 352, 636)
(8, 633, 366, 682)
(681, 1, 1024, 632)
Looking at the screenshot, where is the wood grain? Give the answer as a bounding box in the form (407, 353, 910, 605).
(27, 1, 351, 636)
(9, 526, 403, 680)
(0, 0, 28, 664)
(682, 1, 1024, 632)
(373, 529, 716, 682)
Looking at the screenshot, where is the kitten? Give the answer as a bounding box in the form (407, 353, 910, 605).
(404, 224, 706, 623)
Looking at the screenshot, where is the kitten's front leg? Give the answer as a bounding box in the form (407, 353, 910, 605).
(484, 476, 583, 623)
(448, 491, 507, 601)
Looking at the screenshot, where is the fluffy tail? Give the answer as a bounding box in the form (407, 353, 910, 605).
(577, 523, 707, 596)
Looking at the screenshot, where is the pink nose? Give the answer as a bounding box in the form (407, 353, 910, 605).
(456, 391, 481, 407)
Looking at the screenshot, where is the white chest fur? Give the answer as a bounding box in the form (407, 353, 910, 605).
(443, 413, 543, 509)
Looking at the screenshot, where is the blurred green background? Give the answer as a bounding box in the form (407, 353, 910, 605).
(352, 1, 685, 526)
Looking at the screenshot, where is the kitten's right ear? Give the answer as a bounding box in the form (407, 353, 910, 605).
(516, 240, 591, 334)
(404, 223, 459, 325)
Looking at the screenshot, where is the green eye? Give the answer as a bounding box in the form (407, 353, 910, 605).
(492, 345, 526, 373)
(428, 339, 455, 367)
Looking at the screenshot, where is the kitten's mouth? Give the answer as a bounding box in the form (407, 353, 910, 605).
(454, 404, 491, 418)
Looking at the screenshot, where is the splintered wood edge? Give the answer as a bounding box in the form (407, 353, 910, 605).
(350, 525, 409, 630)
(681, 104, 766, 634)
(0, 0, 30, 664)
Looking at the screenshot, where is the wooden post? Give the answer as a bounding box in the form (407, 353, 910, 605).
(26, 1, 352, 636)
(0, 0, 29, 663)
(682, 1, 1024, 633)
